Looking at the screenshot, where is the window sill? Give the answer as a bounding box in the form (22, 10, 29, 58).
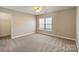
(39, 30, 52, 33)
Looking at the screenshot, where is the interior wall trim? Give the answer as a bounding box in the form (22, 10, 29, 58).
(0, 34, 10, 37)
(12, 32, 34, 39)
(38, 32, 75, 41)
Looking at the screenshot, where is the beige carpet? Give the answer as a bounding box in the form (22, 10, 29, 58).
(0, 34, 78, 52)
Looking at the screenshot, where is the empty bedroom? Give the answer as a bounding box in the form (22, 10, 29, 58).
(0, 6, 78, 52)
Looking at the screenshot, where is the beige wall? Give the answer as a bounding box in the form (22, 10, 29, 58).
(0, 7, 36, 39)
(0, 7, 76, 40)
(37, 8, 76, 40)
(12, 12, 36, 38)
(76, 7, 79, 51)
(0, 12, 11, 37)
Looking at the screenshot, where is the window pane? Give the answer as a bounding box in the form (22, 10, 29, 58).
(39, 18, 45, 30)
(46, 17, 52, 24)
(39, 17, 52, 31)
(46, 24, 52, 31)
(39, 24, 44, 30)
(39, 18, 44, 24)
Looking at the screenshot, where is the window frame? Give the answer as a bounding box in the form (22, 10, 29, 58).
(39, 16, 52, 31)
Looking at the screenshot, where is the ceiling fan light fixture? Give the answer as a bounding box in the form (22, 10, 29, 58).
(33, 6, 43, 12)
(36, 9, 41, 12)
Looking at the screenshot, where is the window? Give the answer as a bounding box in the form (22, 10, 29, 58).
(39, 16, 52, 31)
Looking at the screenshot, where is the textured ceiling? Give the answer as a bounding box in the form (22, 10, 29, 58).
(2, 6, 75, 15)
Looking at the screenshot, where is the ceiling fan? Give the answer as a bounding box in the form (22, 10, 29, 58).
(33, 6, 44, 12)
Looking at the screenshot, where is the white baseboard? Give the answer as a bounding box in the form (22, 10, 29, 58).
(52, 34, 75, 41)
(12, 31, 75, 41)
(0, 34, 10, 37)
(39, 32, 75, 41)
(12, 32, 34, 39)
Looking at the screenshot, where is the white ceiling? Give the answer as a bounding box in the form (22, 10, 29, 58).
(2, 6, 75, 15)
